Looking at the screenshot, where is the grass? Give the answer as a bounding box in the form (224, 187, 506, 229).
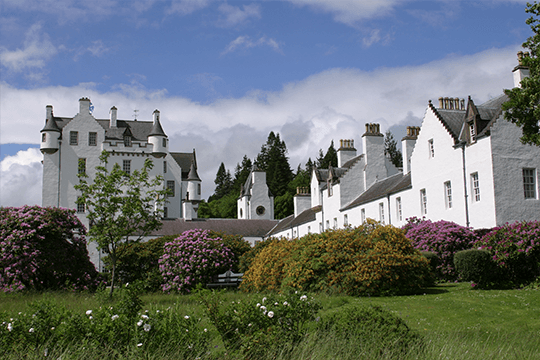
(1, 283, 540, 359)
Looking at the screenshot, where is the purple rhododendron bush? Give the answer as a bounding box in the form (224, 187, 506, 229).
(0, 205, 100, 292)
(403, 217, 477, 281)
(159, 229, 234, 293)
(475, 221, 540, 287)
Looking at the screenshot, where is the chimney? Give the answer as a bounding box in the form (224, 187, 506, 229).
(153, 109, 160, 124)
(46, 105, 53, 123)
(293, 187, 311, 217)
(337, 139, 357, 167)
(402, 126, 420, 174)
(109, 106, 117, 128)
(362, 123, 385, 187)
(79, 97, 91, 114)
(437, 97, 465, 110)
(513, 51, 530, 88)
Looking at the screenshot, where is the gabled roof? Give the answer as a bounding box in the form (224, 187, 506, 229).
(266, 205, 322, 236)
(341, 172, 411, 211)
(153, 218, 279, 238)
(96, 120, 154, 141)
(429, 101, 465, 143)
(171, 152, 197, 180)
(240, 166, 273, 198)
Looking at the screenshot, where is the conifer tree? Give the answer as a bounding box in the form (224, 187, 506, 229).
(384, 131, 403, 168)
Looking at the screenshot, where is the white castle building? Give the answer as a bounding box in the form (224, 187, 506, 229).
(40, 98, 202, 266)
(269, 56, 540, 238)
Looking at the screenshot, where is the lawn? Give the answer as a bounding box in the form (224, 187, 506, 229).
(1, 283, 539, 359)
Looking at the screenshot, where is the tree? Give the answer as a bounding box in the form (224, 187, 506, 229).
(75, 151, 169, 297)
(384, 131, 403, 168)
(502, 2, 540, 146)
(210, 162, 234, 202)
(255, 132, 294, 198)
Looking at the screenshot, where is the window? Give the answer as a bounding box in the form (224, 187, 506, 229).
(444, 181, 452, 209)
(198, 183, 201, 195)
(471, 172, 480, 202)
(123, 160, 131, 175)
(523, 168, 537, 199)
(326, 220, 330, 229)
(396, 197, 402, 221)
(162, 138, 167, 147)
(361, 208, 366, 223)
(77, 198, 85, 213)
(163, 207, 168, 218)
(42, 133, 46, 142)
(78, 158, 86, 175)
(420, 189, 427, 215)
(163, 161, 167, 173)
(167, 180, 175, 197)
(428, 139, 434, 158)
(124, 135, 132, 147)
(89, 132, 97, 146)
(307, 226, 311, 233)
(319, 222, 323, 233)
(379, 202, 385, 223)
(70, 131, 78, 145)
(469, 124, 476, 143)
(333, 217, 337, 229)
(344, 214, 348, 226)
(328, 182, 333, 197)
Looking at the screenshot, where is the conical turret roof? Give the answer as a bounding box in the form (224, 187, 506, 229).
(40, 117, 61, 132)
(188, 161, 201, 181)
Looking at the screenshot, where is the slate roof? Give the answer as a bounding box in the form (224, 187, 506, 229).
(341, 172, 412, 211)
(171, 152, 197, 180)
(266, 205, 322, 236)
(430, 104, 465, 142)
(151, 218, 279, 238)
(96, 119, 154, 141)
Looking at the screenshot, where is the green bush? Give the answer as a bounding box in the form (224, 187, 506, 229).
(454, 249, 497, 288)
(211, 232, 251, 273)
(316, 304, 423, 358)
(239, 238, 274, 273)
(421, 251, 438, 286)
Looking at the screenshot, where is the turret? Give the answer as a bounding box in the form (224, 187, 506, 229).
(187, 161, 201, 201)
(40, 105, 61, 154)
(148, 109, 167, 158)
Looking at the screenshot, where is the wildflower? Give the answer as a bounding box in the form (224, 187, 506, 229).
(260, 305, 267, 311)
(137, 343, 143, 347)
(268, 311, 274, 318)
(141, 314, 149, 320)
(86, 310, 92, 316)
(283, 301, 288, 306)
(7, 323, 13, 332)
(29, 328, 35, 333)
(89, 316, 93, 320)
(204, 328, 208, 332)
(111, 315, 119, 321)
(256, 303, 261, 308)
(184, 315, 190, 319)
(51, 327, 55, 330)
(137, 320, 143, 327)
(143, 323, 151, 332)
(262, 297, 267, 303)
(300, 295, 307, 301)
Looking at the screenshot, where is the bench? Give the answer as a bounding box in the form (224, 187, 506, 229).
(207, 270, 243, 288)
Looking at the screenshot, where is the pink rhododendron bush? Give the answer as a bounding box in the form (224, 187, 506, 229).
(0, 205, 100, 292)
(159, 229, 234, 293)
(475, 221, 540, 287)
(403, 218, 477, 281)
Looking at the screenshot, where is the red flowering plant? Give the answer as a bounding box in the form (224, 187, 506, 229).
(475, 221, 540, 287)
(403, 217, 477, 281)
(0, 205, 100, 292)
(159, 229, 234, 293)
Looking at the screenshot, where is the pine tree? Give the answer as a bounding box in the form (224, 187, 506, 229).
(255, 132, 294, 198)
(316, 141, 338, 169)
(384, 131, 403, 168)
(210, 162, 233, 201)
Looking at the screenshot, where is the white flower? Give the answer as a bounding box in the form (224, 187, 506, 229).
(137, 320, 143, 327)
(86, 310, 92, 316)
(268, 311, 274, 318)
(283, 301, 288, 306)
(141, 314, 149, 320)
(256, 303, 261, 308)
(111, 315, 119, 321)
(260, 305, 267, 311)
(137, 343, 143, 347)
(300, 295, 308, 301)
(125, 283, 129, 287)
(156, 310, 160, 313)
(51, 327, 55, 330)
(184, 315, 190, 319)
(89, 316, 93, 320)
(274, 302, 278, 306)
(7, 323, 13, 332)
(262, 297, 267, 303)
(143, 323, 151, 332)
(248, 323, 252, 327)
(29, 328, 35, 333)
(204, 328, 208, 332)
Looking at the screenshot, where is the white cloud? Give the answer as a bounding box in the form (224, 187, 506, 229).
(0, 148, 43, 207)
(286, 0, 400, 25)
(0, 23, 57, 72)
(222, 36, 282, 55)
(0, 0, 116, 22)
(216, 3, 261, 27)
(166, 0, 209, 15)
(0, 45, 521, 201)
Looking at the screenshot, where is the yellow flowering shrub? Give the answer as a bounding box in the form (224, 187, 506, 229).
(240, 238, 294, 292)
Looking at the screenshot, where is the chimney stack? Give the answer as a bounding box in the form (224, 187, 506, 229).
(109, 106, 117, 128)
(402, 126, 420, 174)
(513, 51, 530, 88)
(337, 139, 357, 167)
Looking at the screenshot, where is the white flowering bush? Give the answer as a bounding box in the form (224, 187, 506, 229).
(198, 289, 321, 358)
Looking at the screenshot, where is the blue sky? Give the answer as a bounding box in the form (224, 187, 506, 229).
(0, 0, 533, 206)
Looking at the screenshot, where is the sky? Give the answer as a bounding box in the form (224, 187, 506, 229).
(0, 0, 533, 206)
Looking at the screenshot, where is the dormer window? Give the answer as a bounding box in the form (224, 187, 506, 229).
(124, 135, 132, 147)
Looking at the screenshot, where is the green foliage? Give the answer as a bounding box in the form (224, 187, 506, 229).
(316, 140, 338, 169)
(242, 222, 431, 296)
(384, 130, 403, 168)
(75, 151, 169, 296)
(502, 3, 540, 145)
(239, 238, 274, 273)
(420, 251, 438, 286)
(317, 304, 423, 358)
(209, 162, 234, 202)
(256, 131, 294, 199)
(454, 249, 497, 289)
(211, 231, 251, 273)
(198, 289, 321, 358)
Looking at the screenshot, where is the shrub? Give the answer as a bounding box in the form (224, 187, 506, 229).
(454, 249, 497, 288)
(421, 251, 438, 286)
(243, 221, 431, 296)
(198, 289, 321, 358)
(475, 221, 540, 287)
(316, 304, 423, 358)
(210, 232, 251, 273)
(239, 238, 274, 273)
(0, 205, 100, 292)
(159, 229, 235, 293)
(240, 238, 294, 292)
(403, 217, 477, 281)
